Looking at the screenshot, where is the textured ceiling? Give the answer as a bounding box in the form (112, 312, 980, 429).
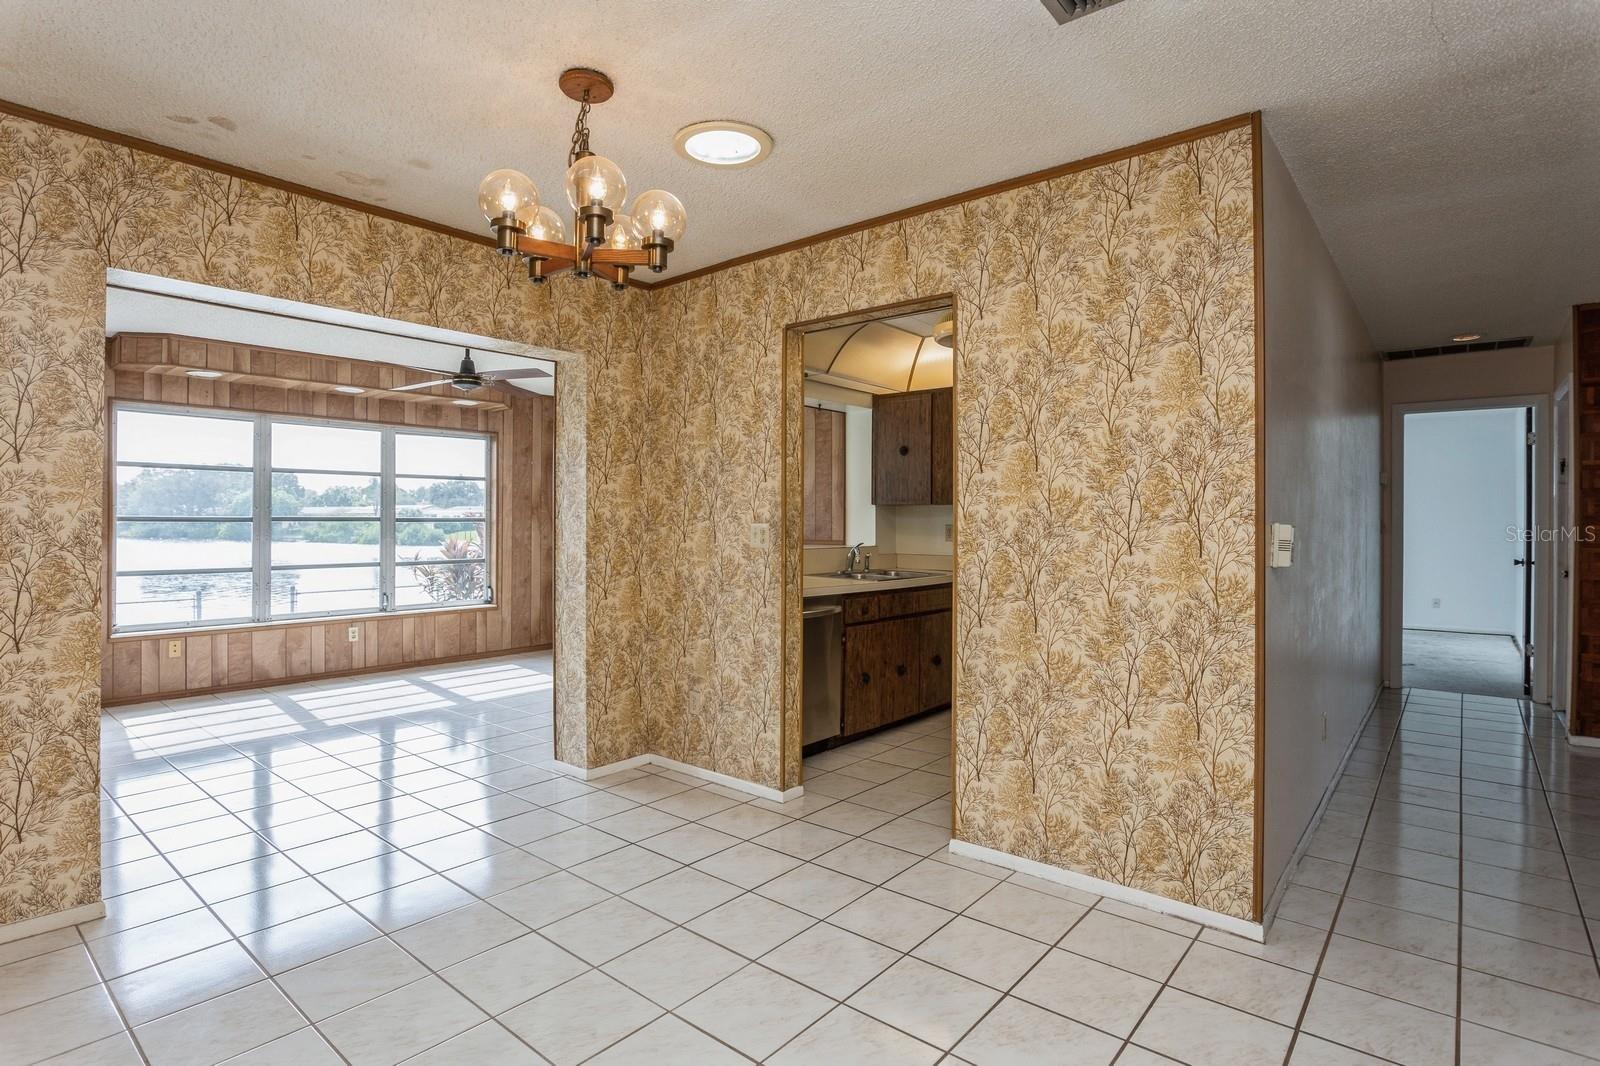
(2, 0, 1596, 346)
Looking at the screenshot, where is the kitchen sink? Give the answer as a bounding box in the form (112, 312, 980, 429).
(827, 569, 937, 581)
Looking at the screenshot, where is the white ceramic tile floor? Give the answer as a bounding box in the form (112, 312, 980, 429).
(6, 656, 1598, 1061)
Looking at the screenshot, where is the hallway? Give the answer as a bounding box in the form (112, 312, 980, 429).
(0, 656, 1597, 1062)
(1274, 686, 1600, 1063)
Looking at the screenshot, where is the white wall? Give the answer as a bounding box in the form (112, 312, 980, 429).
(843, 405, 877, 546)
(1260, 129, 1384, 910)
(1402, 409, 1526, 636)
(877, 505, 953, 556)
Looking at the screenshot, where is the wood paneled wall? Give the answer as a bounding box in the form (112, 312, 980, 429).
(802, 406, 846, 545)
(1573, 304, 1600, 735)
(101, 333, 555, 704)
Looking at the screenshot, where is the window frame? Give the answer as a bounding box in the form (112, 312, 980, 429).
(110, 400, 495, 634)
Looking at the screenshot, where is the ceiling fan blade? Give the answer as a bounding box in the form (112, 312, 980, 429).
(479, 380, 533, 396)
(390, 378, 455, 392)
(477, 367, 552, 380)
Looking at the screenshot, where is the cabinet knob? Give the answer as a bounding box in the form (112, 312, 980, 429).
(931, 654, 942, 666)
(898, 444, 909, 456)
(860, 672, 871, 685)
(896, 663, 907, 677)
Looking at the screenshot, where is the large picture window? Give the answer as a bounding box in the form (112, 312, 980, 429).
(113, 404, 492, 632)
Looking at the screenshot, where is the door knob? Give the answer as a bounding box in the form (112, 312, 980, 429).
(898, 445, 909, 456)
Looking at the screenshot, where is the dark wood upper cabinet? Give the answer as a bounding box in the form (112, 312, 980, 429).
(872, 387, 952, 506)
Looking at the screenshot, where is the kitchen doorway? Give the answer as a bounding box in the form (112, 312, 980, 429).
(785, 295, 957, 829)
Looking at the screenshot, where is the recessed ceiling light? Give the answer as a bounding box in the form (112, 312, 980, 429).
(1452, 333, 1483, 342)
(333, 385, 365, 394)
(674, 121, 773, 168)
(452, 399, 479, 407)
(185, 369, 223, 378)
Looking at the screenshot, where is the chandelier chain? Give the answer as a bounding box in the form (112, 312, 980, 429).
(568, 91, 591, 167)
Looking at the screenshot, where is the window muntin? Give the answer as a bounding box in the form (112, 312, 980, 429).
(111, 404, 493, 632)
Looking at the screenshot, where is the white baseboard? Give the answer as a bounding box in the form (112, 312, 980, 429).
(647, 755, 804, 803)
(1403, 626, 1518, 640)
(948, 839, 1264, 942)
(552, 753, 803, 803)
(1261, 683, 1386, 928)
(1569, 733, 1600, 750)
(550, 755, 652, 780)
(0, 900, 106, 946)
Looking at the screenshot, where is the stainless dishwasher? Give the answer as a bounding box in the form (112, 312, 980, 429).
(801, 603, 843, 746)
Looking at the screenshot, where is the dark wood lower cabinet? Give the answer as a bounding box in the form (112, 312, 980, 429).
(843, 617, 920, 735)
(837, 583, 952, 741)
(918, 610, 951, 712)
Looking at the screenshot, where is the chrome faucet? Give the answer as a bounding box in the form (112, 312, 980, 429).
(846, 542, 865, 573)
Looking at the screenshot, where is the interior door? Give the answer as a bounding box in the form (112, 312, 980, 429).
(1520, 406, 1536, 696)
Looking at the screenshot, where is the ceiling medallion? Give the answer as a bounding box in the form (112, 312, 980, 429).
(477, 68, 686, 291)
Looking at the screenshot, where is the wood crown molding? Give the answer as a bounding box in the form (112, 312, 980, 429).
(0, 96, 1258, 294)
(654, 111, 1260, 287)
(0, 96, 494, 248)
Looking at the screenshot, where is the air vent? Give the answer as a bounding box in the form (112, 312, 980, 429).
(1039, 0, 1127, 25)
(1381, 336, 1532, 361)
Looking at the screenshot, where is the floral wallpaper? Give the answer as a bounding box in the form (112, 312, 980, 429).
(0, 107, 1257, 930)
(642, 124, 1259, 917)
(0, 111, 645, 925)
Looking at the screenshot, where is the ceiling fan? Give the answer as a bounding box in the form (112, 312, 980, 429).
(390, 348, 551, 393)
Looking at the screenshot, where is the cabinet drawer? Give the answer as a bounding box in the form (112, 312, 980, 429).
(844, 585, 951, 624)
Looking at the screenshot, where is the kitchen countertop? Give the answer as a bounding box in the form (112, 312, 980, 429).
(803, 571, 952, 599)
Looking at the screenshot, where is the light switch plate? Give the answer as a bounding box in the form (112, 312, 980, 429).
(750, 522, 769, 548)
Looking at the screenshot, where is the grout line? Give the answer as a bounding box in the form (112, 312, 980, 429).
(73, 923, 152, 1065)
(1108, 930, 1202, 1064)
(94, 672, 1600, 1065)
(1513, 698, 1600, 976)
(89, 681, 963, 1065)
(1280, 689, 1411, 1063)
(99, 784, 355, 1066)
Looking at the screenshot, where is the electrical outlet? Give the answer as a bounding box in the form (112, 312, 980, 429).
(1431, 597, 1441, 609)
(347, 625, 360, 642)
(166, 639, 182, 659)
(944, 523, 953, 543)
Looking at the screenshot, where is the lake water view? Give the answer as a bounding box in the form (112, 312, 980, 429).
(114, 538, 486, 627)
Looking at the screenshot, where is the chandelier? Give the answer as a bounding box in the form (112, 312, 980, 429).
(477, 68, 686, 291)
